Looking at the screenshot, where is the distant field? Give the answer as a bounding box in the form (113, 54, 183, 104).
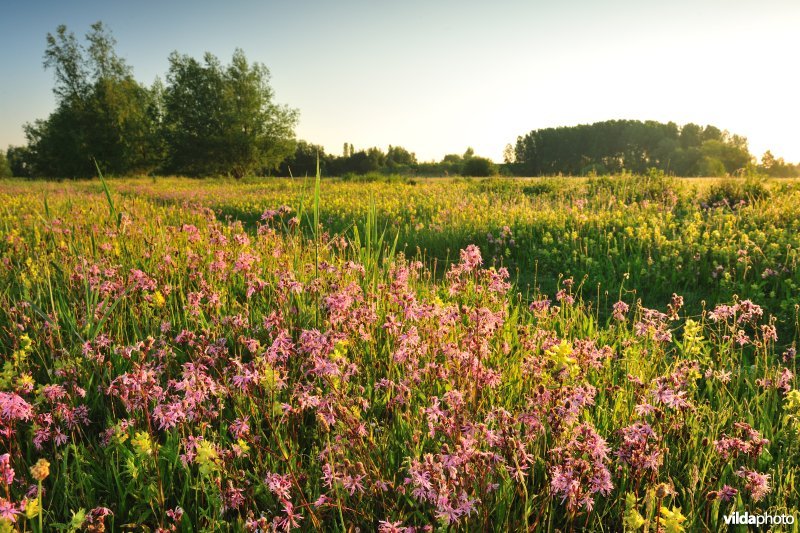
(3, 175, 799, 327)
(0, 174, 799, 530)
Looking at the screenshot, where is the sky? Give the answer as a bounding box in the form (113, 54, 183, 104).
(1, 0, 798, 163)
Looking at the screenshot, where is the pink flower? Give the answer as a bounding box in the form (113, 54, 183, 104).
(718, 485, 738, 502)
(0, 498, 19, 522)
(0, 454, 14, 485)
(612, 300, 629, 321)
(0, 392, 33, 421)
(617, 423, 662, 477)
(550, 423, 613, 512)
(736, 467, 771, 502)
(459, 245, 483, 272)
(265, 472, 293, 501)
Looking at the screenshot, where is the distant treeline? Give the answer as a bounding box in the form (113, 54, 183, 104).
(2, 22, 798, 179)
(513, 120, 748, 176)
(506, 120, 798, 177)
(277, 143, 497, 178)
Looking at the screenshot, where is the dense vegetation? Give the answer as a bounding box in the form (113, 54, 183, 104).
(512, 120, 752, 176)
(14, 23, 297, 179)
(0, 175, 798, 530)
(6, 22, 798, 180)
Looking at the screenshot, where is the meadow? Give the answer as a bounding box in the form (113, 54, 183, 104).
(0, 174, 799, 531)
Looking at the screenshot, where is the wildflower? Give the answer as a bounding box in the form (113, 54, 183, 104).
(131, 431, 157, 456)
(378, 520, 408, 533)
(617, 423, 662, 477)
(229, 416, 250, 439)
(222, 483, 245, 511)
(265, 472, 292, 501)
(550, 423, 613, 512)
(716, 485, 738, 502)
(0, 392, 34, 421)
(667, 294, 684, 320)
(459, 244, 482, 272)
(279, 500, 303, 531)
(152, 290, 166, 308)
(30, 459, 50, 482)
(194, 441, 220, 476)
(736, 467, 771, 502)
(713, 422, 769, 460)
(612, 300, 629, 321)
(24, 497, 40, 518)
(0, 499, 19, 523)
(555, 289, 574, 305)
(0, 455, 13, 486)
(761, 324, 778, 343)
(529, 298, 552, 315)
(659, 505, 686, 533)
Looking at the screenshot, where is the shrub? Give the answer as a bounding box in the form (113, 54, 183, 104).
(703, 176, 770, 209)
(462, 156, 496, 177)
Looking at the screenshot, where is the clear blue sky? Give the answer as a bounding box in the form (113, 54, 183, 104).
(1, 0, 798, 163)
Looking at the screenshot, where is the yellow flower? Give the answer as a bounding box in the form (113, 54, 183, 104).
(131, 431, 157, 456)
(623, 493, 647, 530)
(31, 458, 50, 481)
(659, 506, 686, 533)
(152, 290, 166, 308)
(195, 440, 219, 476)
(16, 373, 35, 390)
(236, 438, 250, 455)
(24, 497, 40, 518)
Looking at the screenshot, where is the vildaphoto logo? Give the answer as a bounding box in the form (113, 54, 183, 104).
(724, 511, 795, 527)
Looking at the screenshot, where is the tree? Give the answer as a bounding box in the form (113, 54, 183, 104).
(761, 150, 776, 170)
(279, 140, 327, 177)
(0, 151, 11, 178)
(386, 145, 416, 167)
(513, 120, 753, 176)
(503, 143, 515, 164)
(26, 22, 162, 177)
(462, 156, 496, 176)
(5, 146, 31, 177)
(163, 49, 298, 178)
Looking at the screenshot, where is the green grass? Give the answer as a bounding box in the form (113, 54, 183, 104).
(0, 174, 798, 531)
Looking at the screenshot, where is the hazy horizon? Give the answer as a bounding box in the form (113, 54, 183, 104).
(1, 0, 798, 164)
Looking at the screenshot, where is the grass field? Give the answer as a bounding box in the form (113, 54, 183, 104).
(0, 174, 799, 531)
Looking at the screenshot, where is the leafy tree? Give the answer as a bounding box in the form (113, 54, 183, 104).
(5, 146, 31, 177)
(503, 143, 516, 164)
(163, 49, 298, 178)
(386, 145, 416, 167)
(0, 151, 11, 178)
(514, 120, 752, 176)
(279, 140, 327, 177)
(761, 150, 776, 169)
(462, 156, 496, 176)
(26, 22, 162, 177)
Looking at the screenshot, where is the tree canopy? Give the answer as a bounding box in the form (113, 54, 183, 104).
(513, 120, 753, 176)
(163, 49, 298, 178)
(25, 22, 162, 177)
(20, 23, 297, 179)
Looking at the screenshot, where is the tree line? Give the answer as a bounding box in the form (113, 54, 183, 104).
(277, 143, 497, 178)
(512, 120, 755, 176)
(2, 23, 797, 179)
(5, 22, 298, 179)
(3, 22, 500, 179)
